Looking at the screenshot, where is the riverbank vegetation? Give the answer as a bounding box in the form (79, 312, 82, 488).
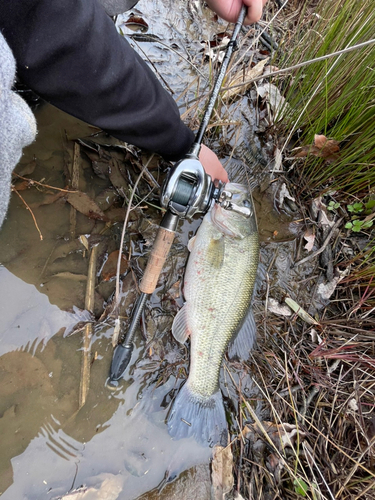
(219, 1, 375, 498)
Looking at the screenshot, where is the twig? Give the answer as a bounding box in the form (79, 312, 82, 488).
(299, 358, 341, 422)
(294, 218, 343, 266)
(13, 172, 78, 193)
(78, 243, 99, 409)
(12, 187, 43, 240)
(70, 142, 81, 238)
(112, 154, 155, 346)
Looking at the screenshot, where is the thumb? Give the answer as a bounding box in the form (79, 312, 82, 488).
(199, 144, 229, 183)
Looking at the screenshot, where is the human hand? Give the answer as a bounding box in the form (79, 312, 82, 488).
(206, 0, 267, 25)
(199, 144, 229, 183)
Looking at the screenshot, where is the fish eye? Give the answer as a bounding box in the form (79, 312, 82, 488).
(242, 199, 252, 208)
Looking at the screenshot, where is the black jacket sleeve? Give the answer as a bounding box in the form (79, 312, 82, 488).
(0, 0, 195, 160)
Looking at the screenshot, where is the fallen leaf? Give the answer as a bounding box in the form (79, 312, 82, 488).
(30, 191, 66, 208)
(124, 14, 149, 32)
(278, 183, 295, 208)
(79, 235, 90, 251)
(316, 276, 340, 301)
(303, 228, 315, 252)
(45, 272, 88, 282)
(66, 191, 108, 221)
(12, 180, 30, 191)
(225, 58, 269, 100)
(105, 207, 127, 222)
(268, 298, 292, 317)
(95, 188, 120, 211)
(16, 159, 37, 177)
(310, 328, 323, 344)
(212, 444, 234, 500)
(273, 147, 283, 172)
(243, 421, 306, 451)
(294, 134, 340, 163)
(256, 82, 288, 119)
(285, 297, 319, 325)
(101, 250, 128, 281)
(108, 159, 129, 198)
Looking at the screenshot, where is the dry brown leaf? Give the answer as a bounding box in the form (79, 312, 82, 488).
(303, 228, 315, 252)
(108, 159, 129, 197)
(101, 250, 128, 281)
(16, 159, 37, 177)
(12, 180, 30, 192)
(268, 298, 292, 317)
(47, 272, 88, 281)
(294, 134, 340, 163)
(66, 191, 108, 221)
(243, 421, 306, 451)
(225, 58, 269, 100)
(105, 207, 127, 222)
(212, 444, 234, 500)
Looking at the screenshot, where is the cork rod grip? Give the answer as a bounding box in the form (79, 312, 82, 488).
(139, 227, 175, 294)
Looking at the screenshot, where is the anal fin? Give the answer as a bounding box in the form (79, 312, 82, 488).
(228, 307, 257, 360)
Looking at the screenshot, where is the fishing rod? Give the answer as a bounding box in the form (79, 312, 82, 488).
(109, 5, 248, 381)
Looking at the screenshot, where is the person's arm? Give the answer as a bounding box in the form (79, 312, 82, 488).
(0, 0, 195, 161)
(0, 33, 37, 228)
(206, 0, 268, 25)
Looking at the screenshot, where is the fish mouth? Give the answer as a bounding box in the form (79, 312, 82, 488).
(211, 183, 251, 238)
(211, 205, 239, 237)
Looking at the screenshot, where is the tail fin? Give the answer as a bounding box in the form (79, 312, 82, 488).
(167, 382, 227, 447)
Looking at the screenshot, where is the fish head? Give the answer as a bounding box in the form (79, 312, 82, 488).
(211, 183, 257, 238)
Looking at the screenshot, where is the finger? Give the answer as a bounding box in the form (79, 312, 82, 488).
(199, 145, 229, 183)
(244, 0, 263, 24)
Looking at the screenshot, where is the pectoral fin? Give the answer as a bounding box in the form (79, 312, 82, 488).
(187, 236, 196, 253)
(172, 304, 190, 344)
(207, 236, 225, 268)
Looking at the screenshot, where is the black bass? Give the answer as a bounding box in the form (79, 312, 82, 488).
(167, 183, 259, 446)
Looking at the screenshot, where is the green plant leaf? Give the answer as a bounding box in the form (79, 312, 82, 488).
(353, 202, 364, 212)
(328, 201, 340, 211)
(362, 220, 374, 229)
(365, 199, 375, 210)
(294, 478, 309, 497)
(345, 222, 353, 229)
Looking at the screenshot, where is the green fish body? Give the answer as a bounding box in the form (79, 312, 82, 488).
(168, 183, 259, 445)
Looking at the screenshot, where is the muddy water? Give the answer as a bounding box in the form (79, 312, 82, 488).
(0, 1, 301, 499)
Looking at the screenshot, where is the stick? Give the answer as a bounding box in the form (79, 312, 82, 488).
(78, 243, 99, 409)
(12, 187, 43, 240)
(70, 142, 81, 238)
(294, 218, 342, 267)
(12, 172, 78, 193)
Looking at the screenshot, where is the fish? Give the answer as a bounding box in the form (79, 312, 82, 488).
(167, 182, 259, 446)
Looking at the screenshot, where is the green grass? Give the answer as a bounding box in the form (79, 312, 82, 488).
(277, 0, 375, 195)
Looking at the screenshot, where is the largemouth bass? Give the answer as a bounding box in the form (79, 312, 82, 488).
(167, 183, 259, 446)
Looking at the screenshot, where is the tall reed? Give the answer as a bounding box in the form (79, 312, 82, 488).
(278, 0, 375, 195)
